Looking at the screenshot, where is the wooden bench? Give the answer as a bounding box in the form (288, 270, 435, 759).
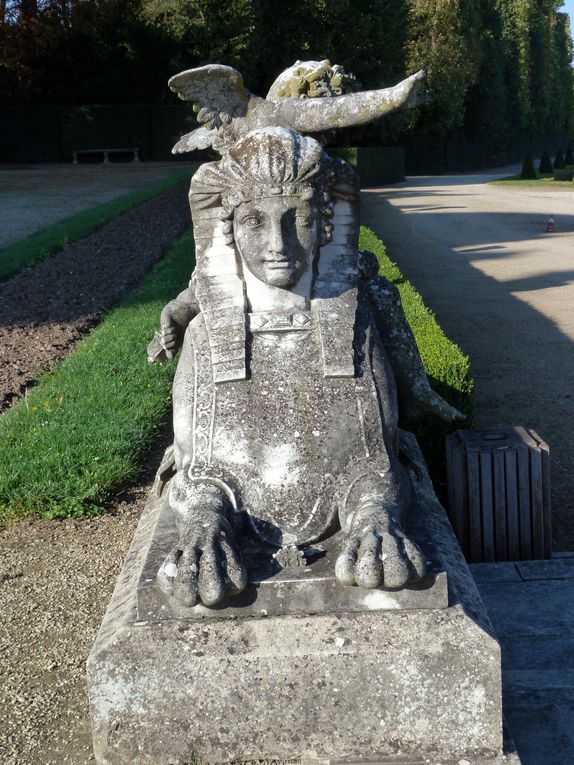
(72, 147, 140, 164)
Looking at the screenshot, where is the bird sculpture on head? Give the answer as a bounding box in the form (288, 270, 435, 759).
(169, 59, 429, 155)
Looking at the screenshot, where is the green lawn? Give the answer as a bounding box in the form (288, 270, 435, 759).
(359, 228, 473, 495)
(0, 229, 194, 523)
(0, 168, 197, 280)
(0, 226, 472, 523)
(490, 171, 574, 188)
(359, 228, 473, 418)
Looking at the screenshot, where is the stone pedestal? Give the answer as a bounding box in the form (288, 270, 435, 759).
(87, 446, 517, 765)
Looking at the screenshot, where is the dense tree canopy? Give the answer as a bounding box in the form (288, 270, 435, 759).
(1, 0, 572, 161)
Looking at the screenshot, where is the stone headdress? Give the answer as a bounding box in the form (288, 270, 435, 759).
(189, 127, 360, 383)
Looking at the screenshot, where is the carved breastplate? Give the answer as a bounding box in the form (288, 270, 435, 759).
(186, 308, 397, 546)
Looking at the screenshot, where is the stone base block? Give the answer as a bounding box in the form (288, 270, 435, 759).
(87, 444, 517, 765)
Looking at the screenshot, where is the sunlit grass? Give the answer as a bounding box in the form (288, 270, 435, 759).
(0, 226, 472, 522)
(360, 227, 473, 494)
(490, 171, 574, 187)
(0, 229, 194, 523)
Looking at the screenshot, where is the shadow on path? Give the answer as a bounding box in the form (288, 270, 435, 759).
(362, 189, 574, 550)
(473, 558, 574, 765)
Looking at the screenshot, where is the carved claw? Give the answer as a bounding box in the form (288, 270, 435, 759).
(147, 331, 170, 364)
(335, 508, 427, 589)
(157, 514, 247, 607)
(404, 389, 466, 424)
(431, 394, 466, 423)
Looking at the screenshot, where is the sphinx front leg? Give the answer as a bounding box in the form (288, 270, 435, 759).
(335, 470, 427, 589)
(157, 473, 247, 607)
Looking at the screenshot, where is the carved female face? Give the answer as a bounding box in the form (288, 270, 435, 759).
(233, 195, 320, 289)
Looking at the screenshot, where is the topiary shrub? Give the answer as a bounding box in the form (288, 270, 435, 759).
(539, 151, 553, 174)
(565, 145, 574, 166)
(554, 149, 565, 169)
(520, 153, 537, 179)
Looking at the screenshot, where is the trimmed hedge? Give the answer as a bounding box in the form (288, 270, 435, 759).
(539, 151, 553, 174)
(331, 147, 405, 186)
(554, 149, 565, 169)
(520, 153, 537, 179)
(0, 104, 198, 163)
(553, 168, 574, 182)
(359, 227, 473, 496)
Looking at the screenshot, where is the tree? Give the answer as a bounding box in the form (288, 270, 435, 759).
(520, 152, 537, 178)
(539, 150, 553, 172)
(406, 0, 482, 132)
(0, 0, 572, 171)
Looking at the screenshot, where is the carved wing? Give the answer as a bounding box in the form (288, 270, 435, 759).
(169, 64, 250, 154)
(172, 126, 218, 155)
(169, 63, 250, 133)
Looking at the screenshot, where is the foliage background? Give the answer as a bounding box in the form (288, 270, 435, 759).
(1, 0, 573, 170)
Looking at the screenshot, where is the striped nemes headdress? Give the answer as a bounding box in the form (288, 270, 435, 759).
(189, 127, 360, 383)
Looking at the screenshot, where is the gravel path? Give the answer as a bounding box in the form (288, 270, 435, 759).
(0, 468, 151, 764)
(0, 162, 195, 248)
(361, 167, 574, 549)
(0, 181, 190, 763)
(0, 182, 190, 412)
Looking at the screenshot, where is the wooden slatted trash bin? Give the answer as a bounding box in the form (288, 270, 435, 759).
(446, 426, 552, 562)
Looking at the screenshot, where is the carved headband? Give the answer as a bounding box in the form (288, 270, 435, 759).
(221, 184, 317, 208)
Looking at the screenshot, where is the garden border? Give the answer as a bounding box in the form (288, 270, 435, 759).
(0, 167, 197, 280)
(0, 227, 472, 523)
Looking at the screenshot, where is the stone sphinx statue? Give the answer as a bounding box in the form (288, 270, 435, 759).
(149, 126, 461, 608)
(89, 66, 510, 765)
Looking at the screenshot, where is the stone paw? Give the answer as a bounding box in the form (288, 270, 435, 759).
(157, 517, 247, 607)
(335, 513, 427, 590)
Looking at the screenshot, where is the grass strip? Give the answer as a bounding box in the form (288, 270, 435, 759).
(490, 174, 574, 188)
(0, 229, 194, 523)
(0, 168, 197, 281)
(360, 227, 474, 496)
(0, 226, 471, 523)
(360, 227, 473, 416)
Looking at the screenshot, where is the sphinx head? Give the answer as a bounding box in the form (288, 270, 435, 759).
(213, 127, 342, 290)
(188, 127, 359, 381)
(232, 193, 319, 289)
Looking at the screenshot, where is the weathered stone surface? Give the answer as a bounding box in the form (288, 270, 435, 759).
(87, 443, 512, 765)
(169, 63, 427, 154)
(137, 486, 447, 621)
(148, 127, 463, 612)
(88, 86, 511, 765)
(266, 59, 359, 101)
